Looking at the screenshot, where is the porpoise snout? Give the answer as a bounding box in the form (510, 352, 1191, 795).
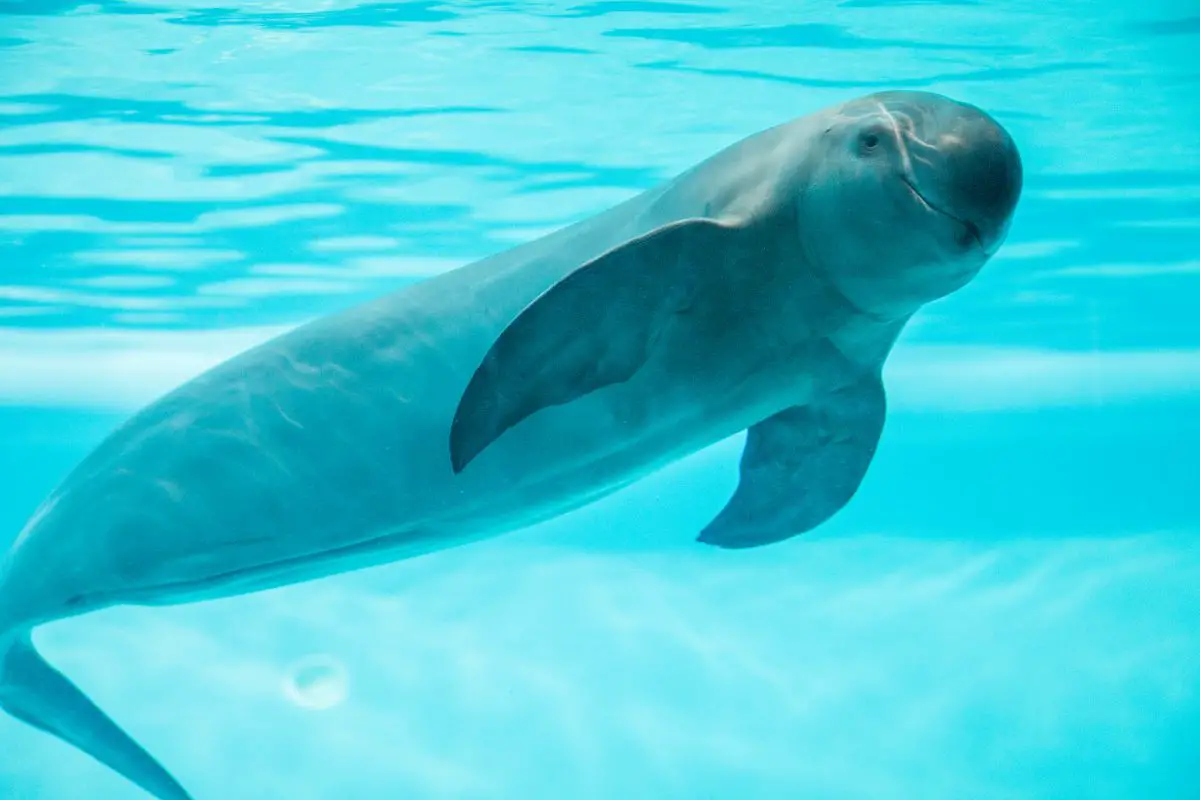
(884, 92, 1023, 254)
(933, 106, 1022, 253)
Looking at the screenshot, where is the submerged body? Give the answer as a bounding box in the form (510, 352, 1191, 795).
(2, 120, 838, 618)
(0, 90, 1022, 799)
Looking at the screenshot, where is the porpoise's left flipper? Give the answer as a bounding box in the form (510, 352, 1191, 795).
(697, 375, 886, 549)
(450, 217, 747, 473)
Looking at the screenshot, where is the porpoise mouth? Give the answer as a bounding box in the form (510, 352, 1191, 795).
(901, 175, 985, 252)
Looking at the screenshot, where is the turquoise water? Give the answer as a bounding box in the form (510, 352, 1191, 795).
(1, 1, 1198, 798)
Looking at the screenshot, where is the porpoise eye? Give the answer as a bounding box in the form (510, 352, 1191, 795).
(858, 129, 883, 155)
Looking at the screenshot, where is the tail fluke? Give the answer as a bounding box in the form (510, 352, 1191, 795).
(0, 631, 193, 800)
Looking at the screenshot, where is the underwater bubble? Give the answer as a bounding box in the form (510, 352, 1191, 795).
(282, 654, 350, 711)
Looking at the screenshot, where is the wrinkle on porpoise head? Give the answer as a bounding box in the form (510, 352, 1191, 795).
(874, 100, 916, 178)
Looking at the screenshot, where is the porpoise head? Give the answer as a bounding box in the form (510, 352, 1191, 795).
(798, 89, 1023, 319)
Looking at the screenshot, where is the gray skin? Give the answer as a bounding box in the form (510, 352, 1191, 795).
(0, 90, 1021, 800)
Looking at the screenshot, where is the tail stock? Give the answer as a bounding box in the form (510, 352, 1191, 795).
(0, 629, 194, 800)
